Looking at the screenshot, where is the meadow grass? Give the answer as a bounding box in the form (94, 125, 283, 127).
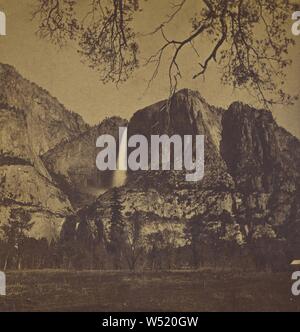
(0, 269, 299, 312)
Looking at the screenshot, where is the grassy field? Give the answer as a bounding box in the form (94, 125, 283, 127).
(0, 269, 299, 312)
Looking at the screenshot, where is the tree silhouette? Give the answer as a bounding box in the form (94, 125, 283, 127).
(109, 188, 125, 268)
(32, 0, 298, 106)
(0, 209, 34, 270)
(185, 214, 206, 268)
(124, 210, 143, 270)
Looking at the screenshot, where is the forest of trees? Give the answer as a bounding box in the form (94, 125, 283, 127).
(0, 195, 294, 272)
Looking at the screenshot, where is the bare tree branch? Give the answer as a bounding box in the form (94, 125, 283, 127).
(32, 0, 298, 107)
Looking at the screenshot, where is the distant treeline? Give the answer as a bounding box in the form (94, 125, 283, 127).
(0, 190, 299, 271)
(0, 229, 294, 272)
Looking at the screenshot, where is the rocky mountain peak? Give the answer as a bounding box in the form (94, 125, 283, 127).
(74, 89, 300, 269)
(0, 63, 89, 155)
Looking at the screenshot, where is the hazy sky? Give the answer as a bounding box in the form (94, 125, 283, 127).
(0, 0, 299, 137)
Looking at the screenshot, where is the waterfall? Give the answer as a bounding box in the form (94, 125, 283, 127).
(112, 127, 127, 187)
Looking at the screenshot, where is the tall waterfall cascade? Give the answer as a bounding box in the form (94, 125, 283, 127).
(112, 127, 127, 187)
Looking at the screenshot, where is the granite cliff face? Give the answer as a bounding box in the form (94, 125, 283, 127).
(0, 64, 128, 240)
(42, 116, 128, 207)
(221, 102, 300, 227)
(73, 91, 236, 254)
(126, 89, 232, 190)
(74, 89, 300, 266)
(0, 64, 87, 240)
(0, 63, 89, 155)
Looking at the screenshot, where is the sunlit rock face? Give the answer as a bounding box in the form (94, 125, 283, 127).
(0, 63, 89, 155)
(0, 63, 86, 240)
(42, 117, 128, 207)
(0, 165, 73, 242)
(0, 63, 129, 239)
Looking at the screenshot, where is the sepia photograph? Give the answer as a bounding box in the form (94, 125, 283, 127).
(0, 0, 299, 315)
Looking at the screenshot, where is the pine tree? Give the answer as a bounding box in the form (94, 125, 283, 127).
(185, 214, 206, 268)
(109, 188, 125, 269)
(125, 210, 143, 270)
(0, 209, 33, 270)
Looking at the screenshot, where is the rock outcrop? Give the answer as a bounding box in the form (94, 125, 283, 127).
(0, 63, 130, 240)
(42, 116, 128, 207)
(0, 64, 88, 240)
(221, 102, 300, 226)
(0, 63, 89, 155)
